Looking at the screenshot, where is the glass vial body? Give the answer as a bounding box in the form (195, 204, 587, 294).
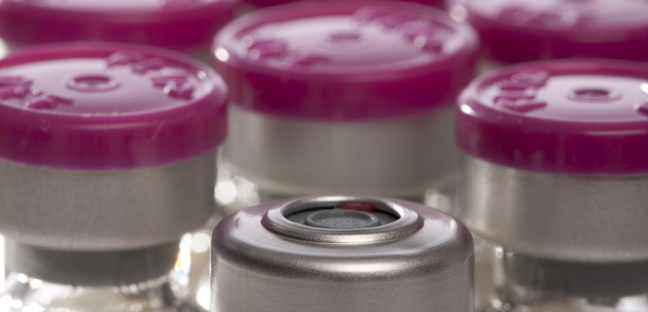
(482, 244, 648, 312)
(0, 237, 195, 312)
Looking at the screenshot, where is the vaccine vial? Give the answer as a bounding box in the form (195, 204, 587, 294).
(211, 195, 474, 312)
(213, 1, 478, 215)
(447, 0, 648, 73)
(0, 0, 239, 60)
(446, 0, 648, 309)
(0, 43, 227, 311)
(456, 60, 648, 312)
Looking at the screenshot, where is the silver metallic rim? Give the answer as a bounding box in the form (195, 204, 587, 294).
(224, 105, 459, 198)
(261, 196, 423, 244)
(460, 155, 648, 262)
(0, 149, 216, 250)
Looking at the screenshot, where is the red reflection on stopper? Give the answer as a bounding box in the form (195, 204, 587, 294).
(340, 201, 376, 213)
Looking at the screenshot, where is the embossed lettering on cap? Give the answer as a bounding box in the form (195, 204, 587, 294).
(213, 1, 478, 120)
(0, 43, 226, 171)
(457, 60, 648, 175)
(105, 51, 196, 100)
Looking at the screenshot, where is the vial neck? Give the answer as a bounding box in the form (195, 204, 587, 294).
(5, 240, 180, 287)
(493, 247, 648, 311)
(502, 250, 648, 298)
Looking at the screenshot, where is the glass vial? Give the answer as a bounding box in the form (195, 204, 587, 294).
(0, 43, 228, 311)
(213, 1, 478, 211)
(212, 195, 474, 312)
(456, 60, 648, 312)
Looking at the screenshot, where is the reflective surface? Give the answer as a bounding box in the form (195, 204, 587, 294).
(0, 236, 195, 312)
(0, 272, 188, 312)
(186, 215, 223, 312)
(211, 196, 474, 312)
(220, 105, 458, 209)
(460, 156, 648, 262)
(0, 151, 216, 251)
(480, 243, 648, 312)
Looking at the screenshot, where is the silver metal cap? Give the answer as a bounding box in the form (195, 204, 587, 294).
(211, 196, 474, 312)
(460, 156, 648, 262)
(0, 150, 216, 251)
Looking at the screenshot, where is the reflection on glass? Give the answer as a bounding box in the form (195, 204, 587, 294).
(479, 242, 648, 312)
(0, 237, 196, 312)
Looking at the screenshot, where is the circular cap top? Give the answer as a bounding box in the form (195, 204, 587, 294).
(449, 0, 648, 63)
(0, 0, 238, 49)
(0, 43, 227, 169)
(213, 196, 473, 312)
(215, 195, 472, 269)
(214, 1, 478, 121)
(457, 60, 648, 175)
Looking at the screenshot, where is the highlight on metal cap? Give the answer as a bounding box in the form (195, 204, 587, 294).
(211, 195, 474, 312)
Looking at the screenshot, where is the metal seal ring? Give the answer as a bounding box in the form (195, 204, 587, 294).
(212, 195, 474, 312)
(261, 196, 424, 244)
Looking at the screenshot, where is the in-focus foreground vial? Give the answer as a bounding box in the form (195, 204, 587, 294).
(213, 1, 478, 213)
(0, 43, 227, 311)
(0, 0, 239, 60)
(211, 196, 474, 312)
(457, 61, 648, 312)
(448, 0, 648, 71)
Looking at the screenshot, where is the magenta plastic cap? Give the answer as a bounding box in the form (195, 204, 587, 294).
(449, 0, 648, 63)
(458, 60, 648, 176)
(245, 0, 445, 10)
(0, 43, 227, 169)
(214, 1, 478, 121)
(0, 0, 238, 50)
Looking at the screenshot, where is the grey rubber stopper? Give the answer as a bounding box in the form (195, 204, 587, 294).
(305, 208, 381, 229)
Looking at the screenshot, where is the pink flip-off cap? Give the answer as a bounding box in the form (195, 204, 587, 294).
(0, 0, 238, 49)
(0, 43, 228, 169)
(245, 0, 446, 9)
(457, 60, 648, 175)
(449, 0, 648, 63)
(214, 1, 478, 121)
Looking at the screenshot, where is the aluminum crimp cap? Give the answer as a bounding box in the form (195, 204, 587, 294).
(0, 43, 227, 251)
(0, 0, 238, 49)
(214, 1, 478, 121)
(457, 60, 648, 262)
(212, 196, 474, 312)
(449, 0, 648, 63)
